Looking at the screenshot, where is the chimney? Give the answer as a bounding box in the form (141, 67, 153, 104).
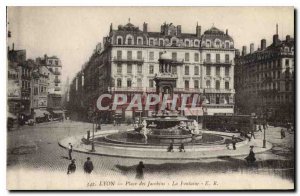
(143, 22, 148, 33)
(12, 43, 14, 51)
(242, 46, 247, 56)
(261, 39, 266, 50)
(226, 29, 228, 35)
(177, 25, 182, 36)
(273, 34, 279, 45)
(250, 43, 254, 54)
(286, 35, 291, 41)
(196, 23, 201, 38)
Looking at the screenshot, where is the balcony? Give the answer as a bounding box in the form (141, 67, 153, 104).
(54, 87, 61, 91)
(110, 87, 144, 92)
(113, 57, 144, 64)
(204, 88, 234, 94)
(21, 75, 32, 80)
(174, 88, 203, 93)
(203, 59, 232, 65)
(155, 72, 178, 79)
(54, 79, 61, 83)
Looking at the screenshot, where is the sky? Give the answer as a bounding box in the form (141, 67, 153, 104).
(7, 7, 294, 84)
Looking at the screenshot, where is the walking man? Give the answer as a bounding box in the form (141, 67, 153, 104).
(250, 129, 256, 140)
(232, 135, 236, 150)
(258, 125, 262, 132)
(179, 143, 185, 152)
(67, 159, 76, 174)
(68, 143, 73, 160)
(83, 157, 94, 174)
(136, 161, 145, 179)
(281, 129, 286, 139)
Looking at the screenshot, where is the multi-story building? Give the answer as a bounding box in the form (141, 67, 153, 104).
(69, 21, 236, 121)
(234, 30, 294, 122)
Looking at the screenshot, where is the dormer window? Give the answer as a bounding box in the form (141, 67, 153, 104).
(206, 41, 211, 48)
(150, 39, 154, 46)
(194, 40, 199, 47)
(185, 40, 189, 47)
(128, 38, 132, 45)
(117, 38, 122, 45)
(225, 42, 230, 49)
(215, 40, 221, 48)
(159, 40, 164, 46)
(137, 38, 143, 45)
(172, 40, 177, 46)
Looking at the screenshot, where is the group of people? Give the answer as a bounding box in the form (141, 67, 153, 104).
(67, 143, 94, 174)
(167, 143, 185, 152)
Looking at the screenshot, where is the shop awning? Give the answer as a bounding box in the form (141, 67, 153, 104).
(52, 110, 64, 114)
(7, 112, 17, 119)
(184, 107, 203, 116)
(34, 109, 50, 117)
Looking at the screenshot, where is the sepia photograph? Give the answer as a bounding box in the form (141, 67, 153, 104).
(6, 6, 295, 190)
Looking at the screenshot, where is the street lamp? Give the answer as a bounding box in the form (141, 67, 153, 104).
(91, 115, 95, 152)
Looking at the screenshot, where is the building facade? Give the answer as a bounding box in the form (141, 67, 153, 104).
(234, 32, 294, 122)
(69, 22, 236, 121)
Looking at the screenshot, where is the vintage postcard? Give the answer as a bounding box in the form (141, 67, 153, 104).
(6, 6, 295, 190)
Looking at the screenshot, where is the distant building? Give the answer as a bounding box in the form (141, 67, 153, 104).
(69, 21, 236, 121)
(234, 27, 294, 122)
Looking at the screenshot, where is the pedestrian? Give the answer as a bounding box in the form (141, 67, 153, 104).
(232, 135, 236, 150)
(245, 146, 256, 165)
(83, 157, 94, 174)
(250, 129, 256, 140)
(113, 119, 116, 126)
(136, 161, 145, 179)
(179, 143, 185, 152)
(167, 143, 174, 152)
(68, 143, 73, 160)
(258, 125, 262, 132)
(67, 159, 76, 174)
(281, 129, 286, 139)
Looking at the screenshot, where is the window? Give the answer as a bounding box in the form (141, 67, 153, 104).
(225, 54, 230, 63)
(117, 50, 122, 60)
(137, 51, 142, 60)
(285, 82, 289, 91)
(137, 38, 143, 45)
(216, 66, 220, 76)
(194, 80, 199, 89)
(285, 59, 289, 66)
(215, 41, 220, 48)
(172, 40, 177, 46)
(150, 39, 154, 46)
(49, 60, 52, 64)
(185, 80, 189, 89)
(185, 66, 189, 75)
(194, 41, 199, 47)
(137, 79, 142, 87)
(206, 53, 211, 62)
(206, 41, 211, 47)
(117, 64, 122, 74)
(137, 64, 142, 74)
(278, 71, 281, 79)
(159, 40, 164, 46)
(225, 67, 229, 76)
(149, 79, 154, 88)
(185, 40, 189, 47)
(172, 52, 177, 61)
(159, 52, 163, 58)
(127, 64, 132, 74)
(225, 42, 230, 49)
(206, 66, 211, 75)
(149, 52, 154, 61)
(127, 51, 132, 60)
(55, 60, 58, 65)
(185, 53, 190, 62)
(128, 37, 132, 45)
(206, 80, 211, 88)
(225, 81, 229, 89)
(117, 79, 122, 87)
(172, 66, 177, 74)
(127, 79, 132, 87)
(194, 66, 199, 75)
(194, 53, 199, 62)
(149, 65, 154, 74)
(216, 80, 220, 90)
(216, 54, 220, 63)
(117, 38, 122, 45)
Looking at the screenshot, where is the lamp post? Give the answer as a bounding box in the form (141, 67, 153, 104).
(91, 115, 95, 152)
